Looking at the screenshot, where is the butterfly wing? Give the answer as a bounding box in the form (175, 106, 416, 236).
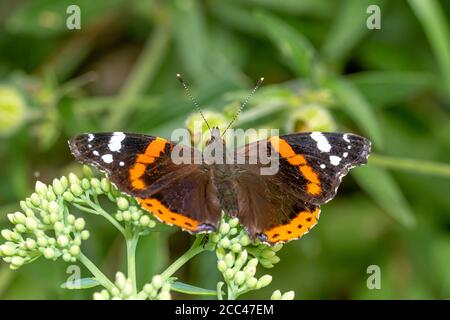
(233, 132, 371, 243)
(69, 132, 221, 233)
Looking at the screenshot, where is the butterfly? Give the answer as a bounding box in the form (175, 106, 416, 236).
(69, 127, 371, 244)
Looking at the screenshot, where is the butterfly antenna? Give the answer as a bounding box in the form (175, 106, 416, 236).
(222, 77, 264, 137)
(177, 73, 212, 133)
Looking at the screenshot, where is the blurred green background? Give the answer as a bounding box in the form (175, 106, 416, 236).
(1, 0, 450, 299)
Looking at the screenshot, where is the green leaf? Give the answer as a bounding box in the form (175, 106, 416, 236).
(170, 0, 213, 84)
(322, 0, 383, 65)
(171, 281, 217, 296)
(60, 277, 101, 290)
(255, 10, 317, 78)
(352, 165, 415, 227)
(325, 76, 384, 149)
(234, 0, 331, 17)
(408, 0, 450, 98)
(349, 71, 436, 108)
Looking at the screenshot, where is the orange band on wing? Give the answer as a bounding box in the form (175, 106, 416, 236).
(138, 198, 200, 232)
(264, 207, 320, 243)
(270, 136, 322, 195)
(129, 138, 169, 190)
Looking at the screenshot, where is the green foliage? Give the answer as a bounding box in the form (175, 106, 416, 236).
(0, 0, 449, 299)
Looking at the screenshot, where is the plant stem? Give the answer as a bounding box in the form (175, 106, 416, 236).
(125, 223, 139, 295)
(369, 153, 450, 178)
(78, 252, 115, 292)
(160, 236, 206, 279)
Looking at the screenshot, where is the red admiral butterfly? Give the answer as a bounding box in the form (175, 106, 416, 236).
(69, 77, 371, 244)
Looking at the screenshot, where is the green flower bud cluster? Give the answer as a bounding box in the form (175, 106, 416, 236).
(114, 197, 157, 230)
(211, 215, 283, 269)
(142, 275, 172, 300)
(217, 249, 273, 298)
(210, 215, 285, 298)
(93, 273, 171, 300)
(270, 289, 295, 300)
(0, 178, 89, 269)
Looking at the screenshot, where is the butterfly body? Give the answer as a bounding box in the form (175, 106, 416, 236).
(69, 129, 371, 244)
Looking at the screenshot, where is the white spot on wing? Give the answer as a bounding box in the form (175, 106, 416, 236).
(329, 155, 341, 166)
(310, 132, 331, 152)
(343, 134, 350, 143)
(119, 161, 125, 166)
(343, 152, 348, 158)
(108, 132, 126, 152)
(347, 145, 351, 149)
(88, 134, 94, 142)
(320, 164, 326, 169)
(93, 150, 99, 156)
(88, 144, 92, 148)
(102, 154, 113, 163)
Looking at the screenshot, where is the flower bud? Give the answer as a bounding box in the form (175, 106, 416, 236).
(281, 291, 295, 300)
(82, 165, 93, 178)
(270, 290, 282, 300)
(20, 201, 28, 212)
(1, 229, 14, 241)
(46, 190, 56, 202)
(224, 253, 235, 268)
(25, 217, 37, 231)
(63, 191, 74, 202)
(48, 201, 59, 215)
(90, 178, 100, 189)
(81, 178, 90, 190)
(139, 215, 150, 226)
(25, 238, 36, 250)
(151, 275, 163, 289)
(143, 283, 153, 294)
(11, 256, 24, 267)
(217, 260, 227, 273)
(54, 221, 64, 233)
(219, 223, 230, 235)
(69, 173, 80, 184)
(261, 248, 275, 259)
(0, 244, 16, 256)
(67, 214, 76, 224)
(69, 245, 80, 256)
(62, 253, 72, 262)
(225, 268, 235, 280)
(117, 197, 129, 210)
(30, 193, 41, 206)
(13, 212, 26, 224)
(231, 243, 242, 253)
(239, 234, 251, 246)
(16, 224, 26, 233)
(115, 272, 126, 289)
(246, 277, 258, 289)
(43, 248, 55, 259)
(74, 218, 86, 231)
(229, 218, 239, 228)
(70, 184, 83, 196)
(257, 275, 272, 289)
(60, 176, 69, 189)
(101, 178, 110, 193)
(218, 237, 230, 249)
(81, 230, 90, 240)
(57, 235, 69, 247)
(234, 271, 245, 286)
(247, 258, 258, 269)
(35, 181, 47, 196)
(122, 211, 131, 221)
(51, 179, 64, 195)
